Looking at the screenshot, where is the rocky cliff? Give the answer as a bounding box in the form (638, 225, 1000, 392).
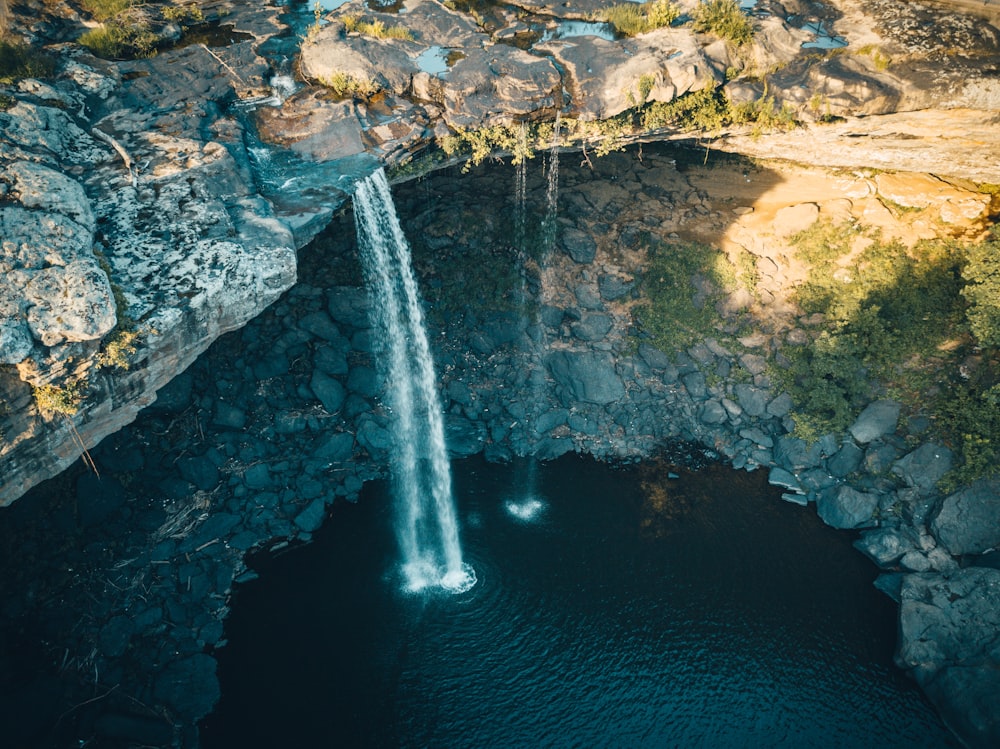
(2, 0, 1000, 746)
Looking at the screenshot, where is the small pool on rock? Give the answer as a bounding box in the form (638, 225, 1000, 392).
(201, 455, 958, 748)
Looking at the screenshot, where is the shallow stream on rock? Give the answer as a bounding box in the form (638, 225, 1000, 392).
(200, 455, 957, 747)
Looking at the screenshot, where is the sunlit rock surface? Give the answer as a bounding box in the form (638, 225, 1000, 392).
(0, 6, 298, 504)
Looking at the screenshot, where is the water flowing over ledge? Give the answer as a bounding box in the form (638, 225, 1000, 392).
(353, 168, 475, 595)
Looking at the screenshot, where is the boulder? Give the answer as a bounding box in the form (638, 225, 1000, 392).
(816, 485, 879, 529)
(537, 28, 721, 121)
(931, 477, 1000, 556)
(849, 400, 901, 444)
(893, 443, 952, 492)
(897, 568, 1000, 749)
(546, 350, 624, 405)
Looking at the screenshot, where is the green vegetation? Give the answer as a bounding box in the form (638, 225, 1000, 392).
(439, 121, 548, 168)
(593, 0, 680, 37)
(691, 0, 754, 46)
(960, 227, 1000, 348)
(772, 219, 1000, 488)
(317, 71, 382, 100)
(34, 380, 86, 417)
(855, 44, 891, 71)
(97, 328, 141, 370)
(642, 84, 732, 131)
(0, 40, 56, 83)
(342, 14, 414, 40)
(635, 239, 743, 350)
(78, 0, 159, 59)
(161, 3, 203, 24)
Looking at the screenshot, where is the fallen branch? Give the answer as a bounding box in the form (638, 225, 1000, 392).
(91, 126, 137, 188)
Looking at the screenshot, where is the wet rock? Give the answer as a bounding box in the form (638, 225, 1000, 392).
(855, 527, 918, 566)
(893, 443, 952, 492)
(310, 370, 347, 414)
(243, 464, 274, 491)
(827, 441, 864, 478)
(546, 351, 624, 405)
(298, 310, 342, 342)
(681, 371, 706, 399)
(178, 455, 219, 492)
(817, 485, 879, 529)
(356, 416, 392, 455)
(598, 274, 633, 301)
(699, 400, 728, 425)
(445, 415, 486, 456)
(849, 400, 901, 444)
(77, 473, 127, 527)
(347, 366, 380, 398)
(153, 653, 220, 721)
(571, 314, 613, 342)
(314, 432, 355, 463)
(931, 477, 1000, 556)
(294, 498, 327, 533)
(734, 383, 768, 417)
(213, 401, 247, 430)
(897, 568, 1000, 749)
(768, 467, 803, 494)
(560, 228, 598, 264)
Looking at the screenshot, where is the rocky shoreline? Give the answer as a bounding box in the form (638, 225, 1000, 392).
(1, 0, 1000, 746)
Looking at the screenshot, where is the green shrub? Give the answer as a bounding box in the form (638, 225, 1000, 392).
(642, 84, 731, 131)
(34, 380, 86, 417)
(961, 227, 1000, 348)
(0, 40, 56, 83)
(81, 0, 134, 22)
(691, 0, 754, 46)
(162, 3, 204, 24)
(342, 14, 414, 40)
(593, 0, 680, 37)
(731, 95, 798, 137)
(318, 71, 381, 100)
(79, 21, 158, 58)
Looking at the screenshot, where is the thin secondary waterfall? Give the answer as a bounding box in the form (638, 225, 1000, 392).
(514, 121, 528, 253)
(542, 111, 561, 253)
(352, 168, 475, 594)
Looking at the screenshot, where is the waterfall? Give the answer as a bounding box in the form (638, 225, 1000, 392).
(353, 168, 475, 594)
(514, 121, 528, 254)
(542, 111, 561, 254)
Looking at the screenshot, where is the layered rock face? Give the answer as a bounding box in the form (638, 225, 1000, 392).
(0, 5, 299, 503)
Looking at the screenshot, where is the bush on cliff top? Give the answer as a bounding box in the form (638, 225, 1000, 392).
(593, 0, 681, 37)
(692, 0, 754, 46)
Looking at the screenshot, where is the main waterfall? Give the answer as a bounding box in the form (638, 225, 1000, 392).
(352, 168, 475, 594)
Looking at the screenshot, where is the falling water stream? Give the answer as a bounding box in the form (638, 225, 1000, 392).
(352, 169, 474, 594)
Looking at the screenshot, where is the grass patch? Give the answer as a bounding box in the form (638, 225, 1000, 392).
(317, 71, 381, 100)
(691, 0, 754, 46)
(79, 21, 158, 58)
(634, 239, 739, 350)
(592, 0, 681, 37)
(0, 40, 56, 83)
(342, 14, 414, 40)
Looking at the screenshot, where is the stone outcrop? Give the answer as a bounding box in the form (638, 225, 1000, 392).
(0, 5, 301, 504)
(897, 568, 1000, 747)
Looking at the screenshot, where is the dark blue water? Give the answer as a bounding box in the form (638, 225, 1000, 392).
(201, 455, 958, 748)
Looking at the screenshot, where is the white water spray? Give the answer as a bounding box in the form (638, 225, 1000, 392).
(353, 168, 475, 594)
